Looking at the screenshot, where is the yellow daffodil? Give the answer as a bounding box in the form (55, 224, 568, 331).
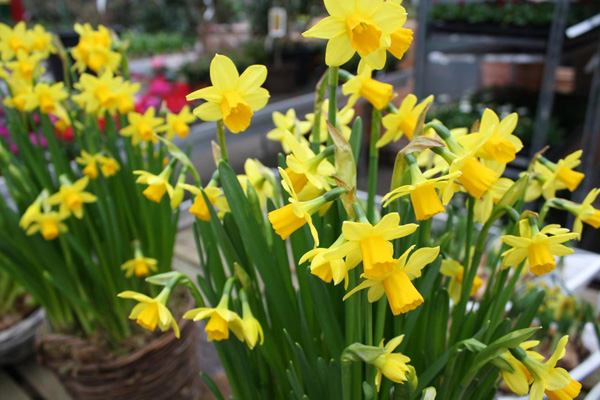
(6, 50, 44, 82)
(388, 27, 413, 61)
(184, 282, 244, 342)
(561, 188, 600, 237)
(435, 126, 498, 200)
(121, 254, 158, 278)
(499, 340, 544, 396)
(238, 158, 275, 207)
(546, 379, 582, 400)
(19, 190, 48, 230)
(306, 99, 355, 143)
(267, 108, 312, 152)
(114, 81, 140, 115)
(4, 79, 33, 111)
(72, 23, 121, 73)
(521, 336, 579, 400)
(27, 82, 68, 114)
(180, 184, 229, 221)
(501, 219, 578, 276)
(268, 168, 332, 246)
(47, 177, 97, 219)
(382, 159, 461, 220)
(536, 151, 585, 198)
(332, 213, 418, 278)
(158, 106, 196, 140)
(342, 66, 395, 110)
(474, 161, 514, 224)
(134, 167, 175, 203)
(73, 70, 124, 115)
(0, 22, 32, 61)
(118, 288, 180, 338)
(459, 109, 522, 163)
(300, 235, 362, 288)
(377, 94, 434, 147)
(240, 293, 264, 350)
(76, 151, 100, 179)
(284, 131, 335, 193)
(98, 156, 120, 177)
(29, 25, 56, 58)
(186, 54, 269, 133)
(120, 107, 164, 145)
(25, 209, 70, 241)
(371, 335, 411, 391)
(302, 0, 408, 70)
(345, 245, 440, 314)
(439, 259, 482, 303)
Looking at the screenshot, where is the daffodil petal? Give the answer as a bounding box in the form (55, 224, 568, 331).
(210, 54, 239, 91)
(238, 65, 268, 95)
(325, 35, 355, 67)
(193, 101, 223, 121)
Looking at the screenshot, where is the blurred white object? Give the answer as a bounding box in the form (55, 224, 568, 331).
(97, 0, 106, 14)
(268, 7, 287, 39)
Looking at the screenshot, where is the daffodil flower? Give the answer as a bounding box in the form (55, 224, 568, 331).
(377, 94, 434, 147)
(134, 165, 175, 204)
(267, 108, 312, 153)
(388, 27, 413, 61)
(302, 0, 408, 70)
(499, 340, 543, 396)
(180, 184, 229, 221)
(240, 290, 264, 350)
(118, 288, 180, 338)
(186, 54, 269, 133)
(561, 188, 600, 237)
(114, 81, 140, 115)
(536, 151, 585, 198)
(329, 212, 418, 278)
(27, 82, 68, 114)
(29, 25, 56, 58)
(121, 244, 158, 278)
(120, 107, 164, 145)
(344, 245, 439, 315)
(237, 158, 275, 208)
(283, 131, 335, 193)
(501, 219, 578, 276)
(72, 23, 121, 74)
(73, 70, 124, 115)
(371, 335, 412, 391)
(47, 176, 97, 219)
(76, 151, 100, 179)
(382, 157, 461, 220)
(458, 109, 522, 163)
(473, 160, 514, 224)
(509, 336, 581, 400)
(98, 156, 120, 177)
(19, 190, 47, 230)
(0, 22, 32, 60)
(3, 79, 33, 112)
(300, 234, 362, 288)
(306, 99, 355, 143)
(342, 66, 395, 110)
(184, 280, 244, 342)
(268, 168, 341, 246)
(6, 50, 44, 82)
(25, 209, 70, 241)
(157, 106, 196, 140)
(439, 259, 482, 304)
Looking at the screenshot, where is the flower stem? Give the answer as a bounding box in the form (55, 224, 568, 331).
(311, 70, 329, 153)
(217, 120, 228, 163)
(367, 108, 382, 222)
(328, 66, 339, 129)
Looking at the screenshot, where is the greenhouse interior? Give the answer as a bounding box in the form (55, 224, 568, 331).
(1, 0, 600, 399)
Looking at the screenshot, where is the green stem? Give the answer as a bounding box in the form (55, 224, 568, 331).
(311, 70, 329, 153)
(367, 108, 382, 222)
(328, 66, 339, 129)
(217, 120, 228, 163)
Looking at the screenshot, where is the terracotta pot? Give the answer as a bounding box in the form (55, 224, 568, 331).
(36, 316, 200, 400)
(0, 308, 45, 365)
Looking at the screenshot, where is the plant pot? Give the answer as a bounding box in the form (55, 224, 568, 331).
(36, 316, 200, 400)
(0, 307, 45, 366)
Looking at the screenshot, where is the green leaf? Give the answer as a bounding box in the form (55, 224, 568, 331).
(200, 372, 226, 400)
(350, 117, 363, 164)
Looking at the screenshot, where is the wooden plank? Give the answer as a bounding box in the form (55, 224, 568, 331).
(15, 359, 73, 400)
(0, 370, 32, 400)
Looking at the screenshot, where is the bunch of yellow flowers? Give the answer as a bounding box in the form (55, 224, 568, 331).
(120, 3, 595, 399)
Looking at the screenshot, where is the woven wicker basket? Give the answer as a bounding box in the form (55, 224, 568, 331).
(36, 315, 201, 400)
(0, 308, 45, 366)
